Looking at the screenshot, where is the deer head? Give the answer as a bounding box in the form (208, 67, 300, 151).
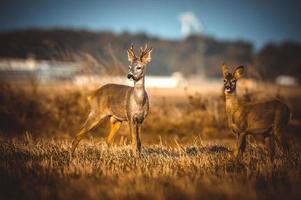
(222, 64, 244, 94)
(127, 44, 152, 81)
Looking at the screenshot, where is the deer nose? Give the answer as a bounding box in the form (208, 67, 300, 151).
(225, 86, 231, 92)
(127, 74, 133, 79)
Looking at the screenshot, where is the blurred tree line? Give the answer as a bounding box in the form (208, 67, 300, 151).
(0, 29, 300, 80)
(254, 42, 301, 80)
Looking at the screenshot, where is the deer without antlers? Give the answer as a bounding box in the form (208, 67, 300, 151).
(71, 44, 152, 155)
(222, 64, 291, 160)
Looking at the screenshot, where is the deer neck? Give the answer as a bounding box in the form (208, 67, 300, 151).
(225, 92, 240, 115)
(133, 76, 146, 105)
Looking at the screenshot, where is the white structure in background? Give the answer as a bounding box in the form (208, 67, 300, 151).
(0, 58, 37, 71)
(74, 72, 187, 88)
(73, 75, 126, 86)
(36, 61, 79, 82)
(145, 72, 186, 88)
(0, 58, 187, 88)
(0, 58, 80, 82)
(275, 75, 298, 86)
(178, 11, 203, 37)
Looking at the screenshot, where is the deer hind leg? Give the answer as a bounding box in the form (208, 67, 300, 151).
(265, 135, 276, 161)
(106, 117, 122, 145)
(234, 132, 247, 159)
(262, 128, 276, 161)
(71, 111, 104, 155)
(274, 125, 289, 155)
(273, 111, 290, 155)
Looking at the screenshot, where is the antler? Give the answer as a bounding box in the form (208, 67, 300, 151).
(127, 44, 137, 60)
(139, 44, 152, 60)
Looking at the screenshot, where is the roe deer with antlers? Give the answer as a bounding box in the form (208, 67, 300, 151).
(222, 64, 291, 160)
(71, 44, 152, 155)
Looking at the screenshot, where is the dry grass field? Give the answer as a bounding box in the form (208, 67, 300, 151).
(0, 81, 301, 200)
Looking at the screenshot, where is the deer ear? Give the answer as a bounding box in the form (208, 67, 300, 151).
(141, 48, 152, 64)
(233, 65, 244, 79)
(127, 45, 137, 62)
(222, 63, 229, 77)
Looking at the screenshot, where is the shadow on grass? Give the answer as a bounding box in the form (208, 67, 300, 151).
(143, 145, 231, 158)
(185, 145, 231, 156)
(0, 140, 233, 162)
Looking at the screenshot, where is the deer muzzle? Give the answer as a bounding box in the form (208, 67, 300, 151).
(225, 86, 232, 93)
(127, 73, 134, 80)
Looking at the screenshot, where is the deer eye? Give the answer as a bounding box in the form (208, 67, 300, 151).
(137, 67, 142, 70)
(223, 79, 226, 83)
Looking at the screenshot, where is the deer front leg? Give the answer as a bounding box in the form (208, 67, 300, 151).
(136, 123, 142, 152)
(129, 118, 142, 154)
(234, 132, 247, 159)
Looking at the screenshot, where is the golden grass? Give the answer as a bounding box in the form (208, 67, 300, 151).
(0, 136, 301, 200)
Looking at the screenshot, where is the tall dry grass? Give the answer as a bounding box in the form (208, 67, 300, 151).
(0, 79, 232, 141)
(0, 136, 300, 200)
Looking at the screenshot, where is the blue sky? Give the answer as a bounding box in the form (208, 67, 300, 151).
(0, 0, 300, 49)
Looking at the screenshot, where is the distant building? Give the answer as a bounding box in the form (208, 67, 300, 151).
(145, 72, 187, 88)
(73, 75, 125, 86)
(73, 72, 187, 88)
(275, 75, 298, 86)
(0, 58, 80, 83)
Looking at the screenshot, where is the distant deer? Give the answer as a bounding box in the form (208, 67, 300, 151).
(222, 64, 290, 160)
(71, 44, 152, 155)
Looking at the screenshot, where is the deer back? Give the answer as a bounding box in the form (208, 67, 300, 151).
(90, 84, 133, 120)
(228, 97, 290, 133)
